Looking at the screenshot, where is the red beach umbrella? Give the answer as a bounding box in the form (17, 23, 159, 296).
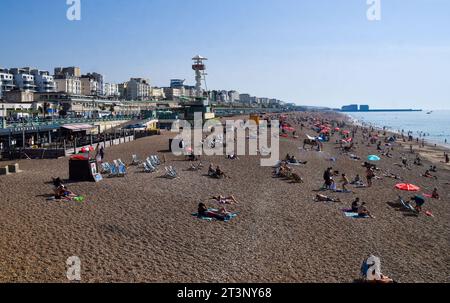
(342, 130, 350, 135)
(395, 183, 420, 192)
(334, 127, 340, 131)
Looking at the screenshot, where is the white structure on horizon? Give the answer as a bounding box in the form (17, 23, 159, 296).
(192, 55, 208, 98)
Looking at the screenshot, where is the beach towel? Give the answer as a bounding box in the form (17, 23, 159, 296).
(191, 209, 238, 222)
(344, 212, 369, 219)
(341, 209, 368, 218)
(46, 196, 85, 202)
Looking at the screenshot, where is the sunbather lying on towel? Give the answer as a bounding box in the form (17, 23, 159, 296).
(197, 203, 233, 221)
(315, 194, 341, 203)
(349, 154, 361, 160)
(286, 155, 307, 165)
(358, 202, 375, 218)
(350, 175, 365, 186)
(211, 195, 239, 204)
(227, 154, 239, 160)
(383, 172, 401, 180)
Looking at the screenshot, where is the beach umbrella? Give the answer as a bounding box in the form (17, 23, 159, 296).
(395, 183, 420, 192)
(334, 127, 340, 131)
(367, 155, 381, 161)
(342, 130, 350, 135)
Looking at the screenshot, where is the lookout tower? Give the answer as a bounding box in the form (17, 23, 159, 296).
(184, 55, 215, 122)
(192, 55, 207, 98)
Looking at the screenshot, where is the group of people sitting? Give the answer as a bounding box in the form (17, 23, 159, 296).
(322, 167, 354, 192)
(350, 197, 375, 218)
(284, 154, 307, 165)
(196, 194, 240, 221)
(350, 174, 366, 186)
(208, 164, 227, 179)
(197, 203, 233, 221)
(422, 169, 438, 179)
(273, 161, 303, 183)
(52, 177, 79, 201)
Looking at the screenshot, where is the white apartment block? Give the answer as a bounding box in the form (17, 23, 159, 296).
(54, 78, 82, 95)
(127, 78, 151, 100)
(9, 68, 37, 91)
(0, 70, 15, 98)
(151, 87, 166, 100)
(103, 83, 120, 97)
(31, 69, 56, 93)
(228, 90, 240, 103)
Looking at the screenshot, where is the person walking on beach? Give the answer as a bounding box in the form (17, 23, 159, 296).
(323, 167, 333, 189)
(445, 153, 449, 164)
(341, 173, 350, 192)
(366, 167, 375, 187)
(99, 146, 105, 162)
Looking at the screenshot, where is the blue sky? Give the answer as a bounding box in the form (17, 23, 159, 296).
(0, 0, 449, 109)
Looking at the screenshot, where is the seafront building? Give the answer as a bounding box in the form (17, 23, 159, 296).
(31, 70, 56, 93)
(54, 67, 82, 95)
(123, 78, 151, 101)
(1, 59, 291, 124)
(9, 68, 37, 92)
(0, 69, 15, 98)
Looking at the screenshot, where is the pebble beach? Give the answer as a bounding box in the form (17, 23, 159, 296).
(0, 112, 449, 283)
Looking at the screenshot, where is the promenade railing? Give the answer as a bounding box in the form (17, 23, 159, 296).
(0, 115, 139, 130)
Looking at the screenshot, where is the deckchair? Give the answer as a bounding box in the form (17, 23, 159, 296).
(143, 162, 156, 173)
(146, 158, 157, 170)
(131, 154, 141, 166)
(151, 155, 161, 165)
(101, 163, 112, 174)
(164, 166, 177, 179)
(109, 163, 119, 177)
(118, 163, 127, 176)
(398, 196, 417, 213)
(149, 156, 159, 166)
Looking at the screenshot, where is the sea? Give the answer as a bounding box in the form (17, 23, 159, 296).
(345, 110, 450, 148)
